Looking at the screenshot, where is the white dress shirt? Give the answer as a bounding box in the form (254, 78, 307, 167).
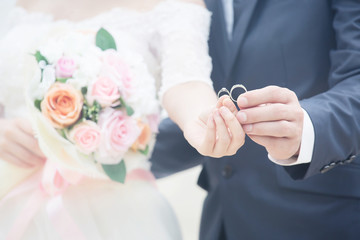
(221, 0, 314, 166)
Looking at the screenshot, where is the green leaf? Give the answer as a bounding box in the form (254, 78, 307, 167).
(139, 145, 150, 156)
(59, 129, 68, 140)
(56, 78, 68, 83)
(93, 100, 101, 109)
(102, 160, 126, 183)
(33, 51, 48, 65)
(96, 28, 117, 51)
(34, 99, 42, 111)
(119, 97, 134, 116)
(125, 105, 134, 116)
(81, 86, 88, 95)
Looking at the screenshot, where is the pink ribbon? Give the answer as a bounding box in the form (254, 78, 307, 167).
(4, 161, 86, 240)
(126, 168, 157, 187)
(3, 163, 156, 240)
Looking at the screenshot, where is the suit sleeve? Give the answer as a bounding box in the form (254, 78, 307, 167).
(285, 0, 360, 179)
(149, 118, 205, 178)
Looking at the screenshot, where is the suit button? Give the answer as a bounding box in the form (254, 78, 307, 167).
(320, 162, 336, 174)
(222, 165, 233, 178)
(344, 155, 356, 164)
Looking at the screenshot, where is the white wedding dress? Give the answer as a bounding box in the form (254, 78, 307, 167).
(0, 1, 212, 239)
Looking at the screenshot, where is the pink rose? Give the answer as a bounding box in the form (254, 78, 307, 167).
(69, 121, 101, 154)
(88, 76, 121, 107)
(96, 108, 141, 164)
(102, 50, 133, 98)
(56, 56, 77, 78)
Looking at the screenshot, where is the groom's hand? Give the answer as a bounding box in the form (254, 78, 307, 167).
(236, 86, 304, 160)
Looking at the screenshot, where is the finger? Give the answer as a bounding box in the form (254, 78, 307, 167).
(199, 95, 230, 124)
(0, 151, 34, 168)
(216, 95, 230, 108)
(5, 142, 45, 166)
(16, 118, 34, 135)
(219, 107, 244, 154)
(237, 86, 298, 108)
(246, 134, 279, 153)
(236, 103, 300, 124)
(212, 110, 231, 156)
(247, 134, 289, 154)
(16, 119, 45, 157)
(199, 114, 216, 154)
(222, 97, 238, 115)
(8, 125, 45, 159)
(247, 134, 299, 160)
(242, 120, 297, 138)
(248, 134, 275, 146)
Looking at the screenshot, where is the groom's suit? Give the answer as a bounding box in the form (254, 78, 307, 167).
(150, 0, 360, 239)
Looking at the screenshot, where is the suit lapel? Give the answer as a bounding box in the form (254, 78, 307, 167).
(225, 0, 258, 81)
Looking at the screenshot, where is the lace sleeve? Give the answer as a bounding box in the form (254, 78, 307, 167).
(0, 5, 17, 110)
(0, 8, 52, 117)
(0, 1, 16, 37)
(153, 1, 213, 100)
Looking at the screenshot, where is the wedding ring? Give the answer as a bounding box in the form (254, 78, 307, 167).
(217, 87, 230, 99)
(229, 84, 247, 102)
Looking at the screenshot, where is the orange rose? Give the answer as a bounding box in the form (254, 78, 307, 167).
(41, 83, 83, 128)
(131, 120, 152, 151)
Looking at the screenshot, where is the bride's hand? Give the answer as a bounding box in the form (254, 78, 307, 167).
(0, 118, 46, 168)
(184, 96, 245, 158)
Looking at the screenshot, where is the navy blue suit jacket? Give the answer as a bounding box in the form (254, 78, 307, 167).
(150, 0, 360, 239)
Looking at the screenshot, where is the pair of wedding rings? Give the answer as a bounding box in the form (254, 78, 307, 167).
(217, 84, 247, 102)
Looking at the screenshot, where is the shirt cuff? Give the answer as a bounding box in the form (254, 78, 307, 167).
(268, 108, 314, 166)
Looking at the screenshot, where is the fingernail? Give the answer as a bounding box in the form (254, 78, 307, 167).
(243, 124, 253, 132)
(237, 96, 248, 106)
(237, 112, 247, 123)
(220, 95, 230, 101)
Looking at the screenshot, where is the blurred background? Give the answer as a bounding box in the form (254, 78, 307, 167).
(157, 166, 206, 240)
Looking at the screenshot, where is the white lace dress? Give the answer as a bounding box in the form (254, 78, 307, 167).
(0, 1, 212, 239)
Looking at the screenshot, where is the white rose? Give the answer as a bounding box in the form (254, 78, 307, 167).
(39, 41, 64, 64)
(32, 65, 56, 99)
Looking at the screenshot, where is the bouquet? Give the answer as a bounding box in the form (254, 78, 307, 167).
(26, 28, 160, 183)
